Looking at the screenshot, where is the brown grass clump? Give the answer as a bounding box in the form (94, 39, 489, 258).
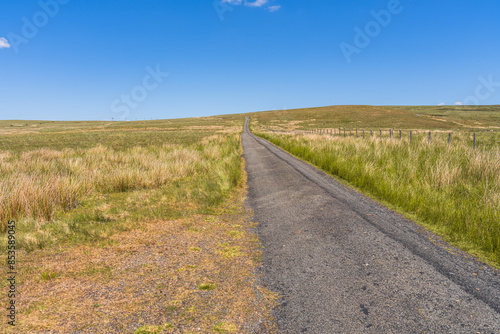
(0, 142, 216, 231)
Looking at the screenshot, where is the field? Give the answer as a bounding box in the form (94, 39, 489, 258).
(2, 104, 500, 331)
(247, 105, 500, 130)
(0, 117, 277, 333)
(250, 105, 500, 268)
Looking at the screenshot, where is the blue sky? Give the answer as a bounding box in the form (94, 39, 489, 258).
(1, 0, 499, 121)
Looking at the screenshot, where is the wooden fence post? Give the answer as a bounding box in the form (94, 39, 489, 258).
(474, 133, 477, 149)
(428, 132, 431, 144)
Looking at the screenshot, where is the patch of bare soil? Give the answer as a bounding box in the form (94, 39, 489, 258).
(6, 193, 277, 333)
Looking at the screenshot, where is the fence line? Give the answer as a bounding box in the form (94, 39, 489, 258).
(255, 125, 500, 150)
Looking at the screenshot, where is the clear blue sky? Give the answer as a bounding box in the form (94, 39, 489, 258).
(1, 0, 499, 121)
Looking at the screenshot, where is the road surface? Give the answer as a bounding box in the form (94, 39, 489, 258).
(242, 118, 500, 333)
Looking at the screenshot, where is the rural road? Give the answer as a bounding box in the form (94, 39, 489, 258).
(242, 118, 500, 333)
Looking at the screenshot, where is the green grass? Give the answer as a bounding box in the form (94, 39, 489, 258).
(198, 283, 217, 291)
(256, 130, 500, 267)
(134, 323, 173, 334)
(213, 322, 237, 332)
(0, 118, 245, 250)
(40, 271, 59, 281)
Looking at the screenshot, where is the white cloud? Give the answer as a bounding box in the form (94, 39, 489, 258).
(0, 37, 11, 49)
(245, 0, 268, 7)
(437, 102, 445, 106)
(219, 0, 280, 12)
(455, 102, 463, 106)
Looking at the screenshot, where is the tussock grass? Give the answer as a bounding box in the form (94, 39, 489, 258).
(0, 133, 244, 250)
(257, 131, 500, 266)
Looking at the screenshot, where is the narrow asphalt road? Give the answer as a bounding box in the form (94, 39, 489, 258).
(242, 118, 500, 333)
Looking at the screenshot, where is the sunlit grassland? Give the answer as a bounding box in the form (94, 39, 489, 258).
(0, 117, 244, 248)
(246, 105, 500, 131)
(255, 128, 500, 267)
(0, 117, 278, 333)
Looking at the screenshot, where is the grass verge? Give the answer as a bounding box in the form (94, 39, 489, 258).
(255, 131, 500, 268)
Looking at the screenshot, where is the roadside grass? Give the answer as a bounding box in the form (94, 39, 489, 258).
(0, 119, 278, 333)
(256, 131, 500, 267)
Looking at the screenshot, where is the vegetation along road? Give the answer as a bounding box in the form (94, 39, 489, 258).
(243, 118, 500, 333)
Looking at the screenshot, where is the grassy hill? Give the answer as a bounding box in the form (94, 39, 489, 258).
(246, 105, 500, 130)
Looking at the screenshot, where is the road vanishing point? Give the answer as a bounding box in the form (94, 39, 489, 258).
(242, 118, 500, 333)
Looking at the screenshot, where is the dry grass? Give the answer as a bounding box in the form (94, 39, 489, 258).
(246, 105, 500, 130)
(2, 189, 277, 333)
(0, 144, 205, 229)
(0, 118, 278, 333)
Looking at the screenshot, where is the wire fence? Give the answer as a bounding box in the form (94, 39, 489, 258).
(257, 125, 500, 150)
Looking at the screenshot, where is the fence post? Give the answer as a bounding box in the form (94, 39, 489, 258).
(449, 133, 452, 146)
(344, 128, 346, 137)
(363, 129, 365, 138)
(350, 128, 352, 136)
(410, 130, 412, 143)
(390, 129, 393, 139)
(371, 130, 373, 137)
(474, 133, 477, 149)
(356, 129, 358, 137)
(399, 130, 402, 140)
(428, 131, 431, 144)
(380, 130, 382, 139)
